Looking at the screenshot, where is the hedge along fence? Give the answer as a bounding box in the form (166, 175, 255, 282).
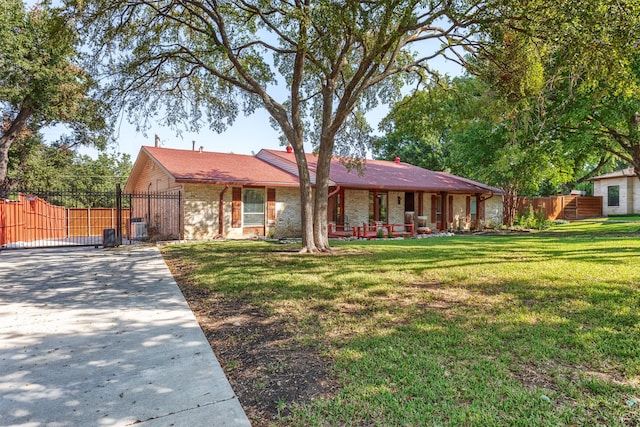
(1, 194, 130, 247)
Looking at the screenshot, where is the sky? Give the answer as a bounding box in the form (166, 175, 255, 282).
(29, 0, 465, 162)
(72, 50, 463, 162)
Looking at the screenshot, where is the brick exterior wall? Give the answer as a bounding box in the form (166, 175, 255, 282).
(342, 190, 504, 232)
(388, 191, 405, 224)
(181, 185, 303, 240)
(484, 197, 503, 226)
(344, 189, 369, 227)
(180, 186, 506, 239)
(183, 184, 223, 240)
(272, 187, 302, 238)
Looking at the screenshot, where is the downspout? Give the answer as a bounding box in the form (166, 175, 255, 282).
(479, 191, 495, 225)
(328, 185, 341, 199)
(480, 191, 495, 202)
(214, 184, 229, 239)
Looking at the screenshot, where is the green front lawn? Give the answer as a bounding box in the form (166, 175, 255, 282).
(547, 217, 640, 235)
(163, 225, 640, 426)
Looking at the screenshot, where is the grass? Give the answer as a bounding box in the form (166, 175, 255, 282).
(163, 220, 640, 426)
(546, 217, 640, 235)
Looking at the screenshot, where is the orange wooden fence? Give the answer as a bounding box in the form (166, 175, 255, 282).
(0, 194, 66, 246)
(67, 208, 130, 237)
(517, 196, 602, 220)
(1, 194, 130, 247)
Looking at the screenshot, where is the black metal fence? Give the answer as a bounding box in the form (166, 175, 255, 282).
(123, 190, 182, 243)
(1, 184, 182, 250)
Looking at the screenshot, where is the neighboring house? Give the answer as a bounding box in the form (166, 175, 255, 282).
(125, 146, 503, 239)
(590, 168, 640, 216)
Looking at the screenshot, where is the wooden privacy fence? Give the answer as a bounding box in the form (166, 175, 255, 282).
(67, 208, 130, 237)
(517, 195, 603, 221)
(1, 194, 130, 247)
(0, 194, 66, 246)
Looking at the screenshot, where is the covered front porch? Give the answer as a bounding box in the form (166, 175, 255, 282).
(327, 188, 489, 238)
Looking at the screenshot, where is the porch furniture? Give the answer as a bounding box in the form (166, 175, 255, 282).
(358, 223, 415, 239)
(416, 216, 431, 234)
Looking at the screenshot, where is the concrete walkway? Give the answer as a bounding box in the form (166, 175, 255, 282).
(0, 246, 251, 427)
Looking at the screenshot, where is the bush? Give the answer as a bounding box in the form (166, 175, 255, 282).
(514, 205, 551, 230)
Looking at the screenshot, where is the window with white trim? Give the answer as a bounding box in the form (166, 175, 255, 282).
(243, 188, 265, 226)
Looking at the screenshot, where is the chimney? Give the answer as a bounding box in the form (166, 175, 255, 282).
(394, 157, 400, 164)
(192, 140, 196, 151)
(154, 134, 160, 147)
(199, 146, 204, 153)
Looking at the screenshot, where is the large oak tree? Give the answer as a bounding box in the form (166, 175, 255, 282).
(73, 0, 522, 252)
(0, 0, 107, 198)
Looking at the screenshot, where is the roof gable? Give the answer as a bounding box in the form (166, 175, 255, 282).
(136, 146, 300, 187)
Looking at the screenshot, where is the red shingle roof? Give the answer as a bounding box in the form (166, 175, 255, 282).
(142, 146, 300, 186)
(135, 146, 499, 194)
(257, 149, 499, 193)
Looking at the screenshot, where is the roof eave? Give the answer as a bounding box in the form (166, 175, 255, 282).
(175, 178, 301, 187)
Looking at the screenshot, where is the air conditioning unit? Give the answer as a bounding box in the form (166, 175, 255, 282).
(131, 221, 147, 239)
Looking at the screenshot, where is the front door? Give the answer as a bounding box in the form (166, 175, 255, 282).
(405, 192, 415, 212)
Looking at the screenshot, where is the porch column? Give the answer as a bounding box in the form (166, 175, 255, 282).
(440, 191, 448, 230)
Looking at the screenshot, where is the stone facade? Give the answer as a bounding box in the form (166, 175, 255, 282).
(159, 183, 506, 239)
(179, 185, 304, 240)
(183, 184, 223, 240)
(484, 197, 503, 227)
(272, 187, 302, 238)
(341, 190, 504, 232)
(344, 189, 369, 227)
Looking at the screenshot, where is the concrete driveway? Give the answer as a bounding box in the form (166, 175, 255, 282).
(0, 246, 250, 427)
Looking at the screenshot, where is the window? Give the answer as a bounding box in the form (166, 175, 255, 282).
(470, 198, 477, 221)
(243, 188, 265, 226)
(607, 185, 620, 207)
(368, 191, 388, 223)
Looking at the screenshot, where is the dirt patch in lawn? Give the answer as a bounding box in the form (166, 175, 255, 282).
(164, 256, 339, 426)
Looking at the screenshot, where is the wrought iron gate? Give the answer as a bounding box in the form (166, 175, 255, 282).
(1, 184, 181, 250)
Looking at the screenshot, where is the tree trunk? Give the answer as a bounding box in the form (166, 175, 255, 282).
(0, 140, 13, 200)
(290, 141, 317, 253)
(313, 136, 334, 252)
(502, 186, 518, 227)
(0, 105, 33, 199)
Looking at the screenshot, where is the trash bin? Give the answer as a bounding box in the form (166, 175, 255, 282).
(103, 228, 117, 248)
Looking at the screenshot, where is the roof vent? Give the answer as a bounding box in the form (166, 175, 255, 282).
(286, 146, 293, 154)
(394, 157, 400, 164)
